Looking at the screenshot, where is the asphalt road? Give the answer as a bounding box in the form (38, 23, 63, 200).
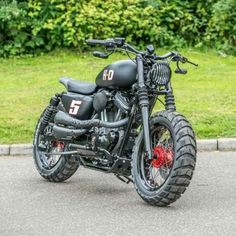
(0, 152, 236, 236)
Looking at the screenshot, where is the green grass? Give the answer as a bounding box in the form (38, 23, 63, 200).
(0, 49, 236, 144)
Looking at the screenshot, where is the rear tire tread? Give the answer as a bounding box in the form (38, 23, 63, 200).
(33, 108, 79, 183)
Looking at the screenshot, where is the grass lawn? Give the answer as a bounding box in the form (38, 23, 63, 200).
(0, 49, 236, 144)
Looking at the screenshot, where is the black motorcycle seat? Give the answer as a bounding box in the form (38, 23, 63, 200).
(59, 77, 97, 95)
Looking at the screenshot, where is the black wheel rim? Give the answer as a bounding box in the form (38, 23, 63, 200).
(37, 133, 65, 170)
(138, 124, 174, 191)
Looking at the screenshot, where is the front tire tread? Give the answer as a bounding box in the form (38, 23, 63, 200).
(131, 110, 197, 207)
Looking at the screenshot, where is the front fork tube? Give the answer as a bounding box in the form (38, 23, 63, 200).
(165, 83, 176, 111)
(136, 55, 152, 160)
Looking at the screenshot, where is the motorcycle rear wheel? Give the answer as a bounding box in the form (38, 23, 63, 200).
(131, 110, 196, 206)
(33, 108, 79, 182)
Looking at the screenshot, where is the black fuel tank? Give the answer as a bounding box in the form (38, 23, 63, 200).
(96, 60, 137, 89)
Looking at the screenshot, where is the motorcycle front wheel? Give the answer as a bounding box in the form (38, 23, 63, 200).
(131, 110, 197, 206)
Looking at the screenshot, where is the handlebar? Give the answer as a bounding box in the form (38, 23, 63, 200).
(155, 52, 175, 60)
(155, 51, 198, 66)
(86, 39, 116, 47)
(86, 37, 142, 54)
(86, 38, 126, 48)
(86, 38, 198, 68)
(85, 39, 106, 46)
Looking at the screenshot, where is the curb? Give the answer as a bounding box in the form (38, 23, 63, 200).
(10, 144, 33, 156)
(0, 144, 33, 156)
(196, 139, 217, 152)
(0, 138, 236, 156)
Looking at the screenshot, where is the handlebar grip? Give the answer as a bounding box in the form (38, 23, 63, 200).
(155, 51, 176, 60)
(85, 39, 106, 46)
(86, 38, 117, 47)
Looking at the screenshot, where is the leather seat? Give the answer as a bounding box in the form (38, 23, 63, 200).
(59, 77, 97, 95)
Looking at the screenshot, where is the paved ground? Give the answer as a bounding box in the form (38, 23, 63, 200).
(0, 152, 235, 236)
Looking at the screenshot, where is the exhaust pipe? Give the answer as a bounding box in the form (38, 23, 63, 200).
(54, 111, 129, 129)
(52, 125, 87, 139)
(46, 143, 96, 156)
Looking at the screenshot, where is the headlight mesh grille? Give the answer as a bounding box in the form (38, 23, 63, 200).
(147, 62, 171, 86)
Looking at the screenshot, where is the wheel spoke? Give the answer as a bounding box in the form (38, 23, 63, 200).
(139, 124, 174, 190)
(38, 138, 65, 169)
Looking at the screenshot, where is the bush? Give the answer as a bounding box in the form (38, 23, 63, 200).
(0, 0, 235, 57)
(0, 0, 28, 56)
(205, 0, 236, 54)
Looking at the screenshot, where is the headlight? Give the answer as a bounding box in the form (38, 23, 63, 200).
(147, 62, 171, 86)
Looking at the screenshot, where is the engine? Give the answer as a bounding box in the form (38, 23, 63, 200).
(91, 127, 119, 152)
(89, 90, 132, 154)
(73, 90, 136, 172)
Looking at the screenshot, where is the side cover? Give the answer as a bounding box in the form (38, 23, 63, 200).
(61, 92, 93, 120)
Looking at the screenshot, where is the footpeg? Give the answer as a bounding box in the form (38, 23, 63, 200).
(114, 174, 133, 184)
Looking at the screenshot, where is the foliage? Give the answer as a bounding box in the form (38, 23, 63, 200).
(205, 0, 236, 54)
(0, 0, 29, 56)
(0, 0, 235, 56)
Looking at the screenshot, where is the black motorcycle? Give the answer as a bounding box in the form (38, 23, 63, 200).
(33, 38, 197, 206)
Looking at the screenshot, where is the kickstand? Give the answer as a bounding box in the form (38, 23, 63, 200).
(114, 174, 134, 184)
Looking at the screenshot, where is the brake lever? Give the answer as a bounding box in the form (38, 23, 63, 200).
(93, 50, 114, 59)
(175, 61, 187, 74)
(93, 51, 109, 59)
(181, 56, 198, 67)
(186, 59, 198, 67)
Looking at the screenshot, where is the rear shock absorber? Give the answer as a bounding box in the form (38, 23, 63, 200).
(39, 94, 61, 134)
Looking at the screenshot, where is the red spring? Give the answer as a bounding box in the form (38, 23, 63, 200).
(152, 146, 173, 168)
